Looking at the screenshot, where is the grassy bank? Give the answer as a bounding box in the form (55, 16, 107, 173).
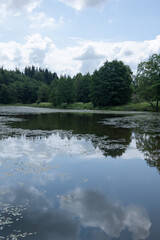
(31, 102, 94, 110)
(0, 103, 31, 107)
(104, 102, 157, 112)
(1, 101, 159, 112)
(31, 101, 160, 112)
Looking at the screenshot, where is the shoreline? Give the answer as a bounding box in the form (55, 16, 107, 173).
(0, 102, 159, 114)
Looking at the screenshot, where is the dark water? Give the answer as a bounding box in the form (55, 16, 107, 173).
(0, 106, 160, 240)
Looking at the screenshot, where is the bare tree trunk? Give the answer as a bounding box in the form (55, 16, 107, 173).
(145, 98, 155, 110)
(156, 99, 159, 112)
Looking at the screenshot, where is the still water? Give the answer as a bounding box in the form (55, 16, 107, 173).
(0, 106, 160, 240)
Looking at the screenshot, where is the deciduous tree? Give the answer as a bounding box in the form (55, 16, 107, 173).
(135, 54, 160, 111)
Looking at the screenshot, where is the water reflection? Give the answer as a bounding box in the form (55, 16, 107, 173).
(135, 133, 160, 173)
(1, 108, 160, 239)
(0, 186, 79, 240)
(2, 110, 160, 171)
(100, 113, 160, 171)
(1, 109, 160, 174)
(0, 133, 104, 164)
(10, 112, 132, 158)
(60, 189, 151, 240)
(0, 186, 151, 240)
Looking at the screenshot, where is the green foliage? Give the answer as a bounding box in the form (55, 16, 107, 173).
(62, 102, 94, 110)
(0, 84, 10, 103)
(32, 102, 53, 108)
(74, 73, 91, 103)
(49, 75, 76, 106)
(0, 67, 56, 104)
(37, 84, 49, 102)
(135, 54, 160, 111)
(90, 60, 132, 107)
(0, 60, 133, 108)
(24, 66, 58, 85)
(106, 102, 156, 111)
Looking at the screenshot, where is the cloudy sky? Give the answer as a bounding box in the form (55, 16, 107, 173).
(0, 0, 160, 76)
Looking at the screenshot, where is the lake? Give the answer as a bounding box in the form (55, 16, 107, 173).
(0, 106, 160, 240)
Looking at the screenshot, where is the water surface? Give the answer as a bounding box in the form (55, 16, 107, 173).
(0, 106, 160, 240)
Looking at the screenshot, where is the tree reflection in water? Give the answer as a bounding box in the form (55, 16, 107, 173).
(10, 112, 132, 159)
(0, 108, 160, 239)
(136, 133, 160, 173)
(3, 111, 160, 172)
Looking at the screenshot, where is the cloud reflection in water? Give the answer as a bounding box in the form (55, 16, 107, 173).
(0, 186, 79, 240)
(0, 133, 104, 164)
(60, 189, 151, 240)
(0, 185, 151, 240)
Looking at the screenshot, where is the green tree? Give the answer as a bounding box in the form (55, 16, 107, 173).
(57, 76, 67, 105)
(8, 82, 18, 103)
(65, 75, 76, 104)
(0, 84, 10, 103)
(135, 54, 160, 111)
(49, 77, 59, 106)
(74, 73, 91, 103)
(37, 84, 49, 102)
(50, 75, 76, 106)
(34, 71, 45, 83)
(91, 60, 132, 107)
(90, 69, 102, 106)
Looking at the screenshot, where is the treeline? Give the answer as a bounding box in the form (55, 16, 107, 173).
(0, 67, 57, 104)
(0, 60, 133, 106)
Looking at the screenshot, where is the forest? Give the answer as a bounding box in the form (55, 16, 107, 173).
(0, 54, 160, 110)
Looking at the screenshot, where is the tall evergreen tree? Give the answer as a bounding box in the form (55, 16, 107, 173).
(74, 73, 91, 103)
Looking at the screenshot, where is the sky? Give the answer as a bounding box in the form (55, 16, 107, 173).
(0, 0, 160, 76)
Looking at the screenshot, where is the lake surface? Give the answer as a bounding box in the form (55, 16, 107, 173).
(0, 106, 160, 240)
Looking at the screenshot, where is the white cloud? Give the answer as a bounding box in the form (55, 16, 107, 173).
(74, 46, 105, 73)
(60, 189, 151, 240)
(0, 0, 41, 22)
(0, 2, 8, 23)
(59, 0, 108, 10)
(0, 34, 53, 70)
(77, 35, 160, 74)
(29, 12, 63, 29)
(2, 0, 41, 12)
(75, 45, 105, 60)
(0, 34, 160, 75)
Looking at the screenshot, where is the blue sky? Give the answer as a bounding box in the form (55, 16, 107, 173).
(0, 0, 160, 75)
